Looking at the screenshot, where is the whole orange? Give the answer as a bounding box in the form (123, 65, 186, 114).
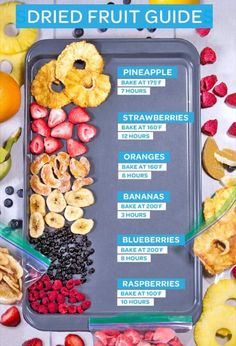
(0, 71, 21, 123)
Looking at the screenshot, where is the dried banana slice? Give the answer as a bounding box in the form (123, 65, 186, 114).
(41, 163, 61, 189)
(7, 255, 23, 280)
(65, 188, 95, 208)
(72, 177, 94, 191)
(46, 190, 66, 213)
(0, 248, 9, 254)
(56, 41, 104, 83)
(45, 212, 65, 229)
(64, 206, 84, 222)
(69, 157, 90, 178)
(30, 153, 50, 175)
(30, 175, 51, 196)
(71, 218, 94, 235)
(30, 194, 46, 216)
(0, 253, 9, 266)
(31, 60, 70, 108)
(64, 69, 111, 108)
(29, 212, 45, 238)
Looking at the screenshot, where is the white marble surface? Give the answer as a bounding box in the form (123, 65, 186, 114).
(0, 0, 235, 345)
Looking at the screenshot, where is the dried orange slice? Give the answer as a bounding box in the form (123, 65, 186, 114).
(202, 138, 225, 180)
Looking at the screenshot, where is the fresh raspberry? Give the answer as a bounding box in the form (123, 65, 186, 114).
(36, 281, 44, 290)
(200, 75, 217, 92)
(43, 281, 53, 291)
(28, 292, 39, 302)
(41, 275, 50, 282)
(42, 297, 49, 305)
(48, 302, 58, 314)
(200, 47, 217, 65)
(74, 279, 82, 286)
(228, 122, 236, 136)
(69, 289, 78, 297)
(201, 92, 217, 108)
(52, 279, 63, 290)
(39, 291, 47, 299)
(81, 300, 91, 310)
(38, 305, 48, 314)
(213, 82, 228, 97)
(76, 292, 86, 301)
(195, 28, 211, 37)
(201, 119, 218, 136)
(61, 287, 69, 296)
(77, 305, 84, 314)
(225, 93, 236, 107)
(30, 302, 40, 312)
(68, 305, 77, 314)
(58, 304, 68, 314)
(29, 283, 38, 291)
(48, 291, 58, 302)
(66, 280, 76, 290)
(68, 297, 77, 304)
(56, 293, 65, 304)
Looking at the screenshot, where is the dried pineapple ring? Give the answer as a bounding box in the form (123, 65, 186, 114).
(194, 305, 236, 346)
(203, 279, 236, 311)
(31, 60, 70, 108)
(0, 2, 38, 55)
(65, 69, 111, 108)
(56, 41, 104, 82)
(0, 51, 26, 86)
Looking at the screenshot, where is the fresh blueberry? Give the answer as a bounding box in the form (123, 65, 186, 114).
(4, 199, 13, 208)
(107, 1, 114, 4)
(99, 28, 108, 32)
(73, 28, 84, 38)
(137, 28, 144, 31)
(5, 186, 14, 195)
(147, 28, 156, 33)
(9, 219, 23, 230)
(17, 189, 23, 198)
(123, 0, 131, 3)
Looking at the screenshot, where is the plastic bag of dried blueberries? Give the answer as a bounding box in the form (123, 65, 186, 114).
(0, 222, 51, 301)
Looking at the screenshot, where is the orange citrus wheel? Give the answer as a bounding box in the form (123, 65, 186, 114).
(0, 71, 21, 123)
(148, 0, 199, 4)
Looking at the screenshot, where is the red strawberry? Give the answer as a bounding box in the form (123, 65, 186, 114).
(200, 47, 217, 65)
(51, 122, 73, 139)
(22, 338, 43, 346)
(48, 108, 67, 128)
(31, 118, 51, 137)
(44, 137, 63, 154)
(124, 329, 142, 344)
(0, 306, 21, 327)
(67, 139, 87, 157)
(225, 93, 236, 107)
(201, 119, 218, 136)
(30, 102, 48, 119)
(77, 123, 97, 143)
(195, 28, 211, 37)
(65, 334, 85, 346)
(29, 135, 44, 155)
(200, 75, 217, 92)
(201, 92, 217, 108)
(68, 107, 91, 124)
(228, 122, 236, 136)
(213, 82, 228, 97)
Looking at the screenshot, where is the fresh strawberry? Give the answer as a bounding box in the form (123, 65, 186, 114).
(195, 28, 211, 37)
(201, 92, 217, 108)
(200, 47, 217, 65)
(201, 119, 218, 136)
(68, 107, 91, 124)
(65, 334, 85, 346)
(67, 139, 87, 157)
(48, 108, 67, 128)
(225, 93, 236, 107)
(77, 123, 97, 143)
(22, 338, 43, 346)
(200, 75, 217, 92)
(44, 137, 63, 154)
(0, 306, 21, 327)
(51, 122, 73, 139)
(124, 329, 142, 344)
(30, 102, 48, 119)
(228, 122, 236, 136)
(31, 118, 51, 137)
(29, 135, 44, 155)
(213, 82, 228, 97)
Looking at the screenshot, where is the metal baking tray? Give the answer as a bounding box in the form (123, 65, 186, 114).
(23, 39, 202, 331)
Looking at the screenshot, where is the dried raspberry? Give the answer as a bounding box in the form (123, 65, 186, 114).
(42, 297, 49, 305)
(68, 297, 77, 304)
(213, 82, 228, 97)
(228, 122, 236, 136)
(38, 305, 48, 314)
(52, 280, 63, 290)
(39, 291, 47, 299)
(48, 302, 58, 314)
(30, 302, 40, 312)
(66, 280, 76, 290)
(200, 47, 217, 65)
(103, 330, 120, 337)
(76, 292, 85, 301)
(74, 279, 82, 286)
(169, 336, 184, 346)
(201, 119, 218, 136)
(61, 287, 69, 296)
(56, 294, 65, 304)
(48, 291, 58, 302)
(200, 75, 217, 92)
(81, 300, 91, 310)
(225, 93, 236, 107)
(145, 331, 154, 341)
(196, 28, 211, 37)
(201, 92, 217, 108)
(68, 305, 77, 314)
(77, 305, 84, 314)
(108, 337, 116, 346)
(58, 303, 68, 314)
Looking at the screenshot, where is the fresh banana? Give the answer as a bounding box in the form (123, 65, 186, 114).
(46, 189, 66, 213)
(64, 206, 84, 222)
(65, 188, 95, 207)
(29, 212, 45, 238)
(71, 218, 94, 235)
(30, 194, 46, 216)
(45, 212, 65, 229)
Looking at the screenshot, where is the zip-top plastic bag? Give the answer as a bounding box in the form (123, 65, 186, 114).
(0, 222, 50, 303)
